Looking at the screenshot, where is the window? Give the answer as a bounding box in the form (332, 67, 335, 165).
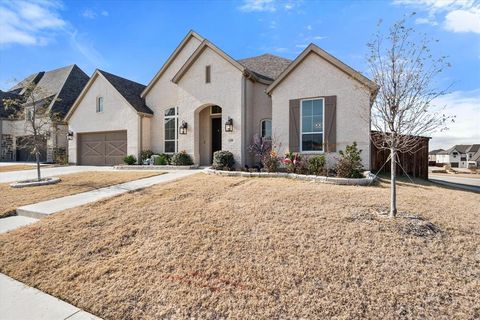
(210, 105, 221, 115)
(206, 65, 211, 83)
(164, 107, 178, 153)
(25, 108, 33, 121)
(261, 119, 272, 140)
(96, 97, 104, 113)
(300, 98, 324, 152)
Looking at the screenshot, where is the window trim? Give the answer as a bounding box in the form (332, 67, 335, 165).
(164, 107, 178, 154)
(260, 118, 272, 140)
(299, 97, 325, 154)
(96, 96, 104, 113)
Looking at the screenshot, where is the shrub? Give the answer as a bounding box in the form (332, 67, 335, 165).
(263, 150, 280, 172)
(212, 150, 235, 170)
(336, 142, 364, 178)
(140, 150, 154, 161)
(171, 151, 193, 166)
(248, 134, 281, 172)
(308, 155, 326, 175)
(283, 152, 306, 173)
(123, 155, 137, 165)
(153, 153, 171, 165)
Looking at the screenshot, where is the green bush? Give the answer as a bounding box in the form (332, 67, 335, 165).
(212, 150, 235, 170)
(307, 155, 326, 175)
(123, 155, 137, 165)
(336, 142, 364, 178)
(140, 150, 154, 161)
(153, 153, 171, 165)
(171, 151, 193, 166)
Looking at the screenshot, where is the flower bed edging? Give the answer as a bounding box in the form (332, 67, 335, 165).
(203, 168, 376, 186)
(114, 164, 199, 170)
(10, 177, 61, 188)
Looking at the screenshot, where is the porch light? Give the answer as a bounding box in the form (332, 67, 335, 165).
(67, 130, 74, 140)
(225, 117, 233, 132)
(179, 121, 188, 135)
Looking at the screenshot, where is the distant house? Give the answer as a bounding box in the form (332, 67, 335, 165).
(428, 149, 444, 164)
(436, 144, 480, 168)
(0, 65, 89, 162)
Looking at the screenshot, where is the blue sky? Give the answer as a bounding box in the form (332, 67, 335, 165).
(0, 0, 479, 148)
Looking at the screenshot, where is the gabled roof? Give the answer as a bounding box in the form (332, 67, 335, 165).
(99, 70, 153, 115)
(1, 65, 89, 119)
(0, 90, 21, 118)
(466, 144, 480, 153)
(237, 54, 292, 81)
(266, 43, 378, 95)
(65, 70, 153, 121)
(172, 39, 254, 84)
(141, 30, 204, 98)
(439, 145, 471, 155)
(471, 149, 480, 161)
(428, 149, 444, 155)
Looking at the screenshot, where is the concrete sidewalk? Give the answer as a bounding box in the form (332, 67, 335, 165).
(0, 273, 101, 320)
(17, 170, 199, 218)
(0, 216, 38, 234)
(0, 166, 115, 184)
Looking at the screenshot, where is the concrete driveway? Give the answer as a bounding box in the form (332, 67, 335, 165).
(0, 166, 115, 183)
(430, 174, 480, 192)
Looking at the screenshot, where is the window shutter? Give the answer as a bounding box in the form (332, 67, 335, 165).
(289, 99, 300, 152)
(324, 95, 337, 152)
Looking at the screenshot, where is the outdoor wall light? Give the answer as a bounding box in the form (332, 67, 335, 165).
(225, 117, 233, 132)
(179, 121, 188, 134)
(67, 130, 74, 140)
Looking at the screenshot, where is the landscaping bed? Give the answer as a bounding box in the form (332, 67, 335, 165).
(0, 174, 478, 319)
(0, 171, 163, 218)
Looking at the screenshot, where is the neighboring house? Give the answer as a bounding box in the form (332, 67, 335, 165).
(436, 144, 480, 168)
(66, 30, 378, 167)
(428, 149, 444, 163)
(0, 65, 89, 162)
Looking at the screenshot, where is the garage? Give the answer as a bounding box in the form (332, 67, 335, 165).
(78, 131, 127, 165)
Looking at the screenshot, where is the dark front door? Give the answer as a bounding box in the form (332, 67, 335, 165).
(211, 117, 222, 162)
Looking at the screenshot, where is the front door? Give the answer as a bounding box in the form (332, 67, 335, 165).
(211, 117, 222, 163)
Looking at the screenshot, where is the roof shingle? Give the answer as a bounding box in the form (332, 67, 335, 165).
(237, 54, 292, 81)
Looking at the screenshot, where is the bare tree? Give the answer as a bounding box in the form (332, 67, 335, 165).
(3, 82, 61, 181)
(368, 14, 454, 218)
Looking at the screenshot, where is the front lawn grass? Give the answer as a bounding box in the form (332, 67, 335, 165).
(0, 174, 478, 319)
(0, 164, 53, 173)
(0, 171, 163, 218)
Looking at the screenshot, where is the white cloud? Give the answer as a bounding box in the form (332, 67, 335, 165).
(394, 0, 480, 34)
(429, 89, 480, 149)
(445, 8, 480, 33)
(306, 24, 312, 30)
(239, 0, 276, 12)
(82, 8, 109, 19)
(0, 0, 66, 46)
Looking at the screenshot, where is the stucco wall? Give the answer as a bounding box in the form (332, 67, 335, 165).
(144, 36, 202, 154)
(271, 52, 372, 169)
(141, 116, 151, 151)
(176, 46, 244, 166)
(68, 74, 140, 164)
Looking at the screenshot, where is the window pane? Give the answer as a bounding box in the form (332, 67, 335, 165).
(312, 115, 323, 132)
(302, 100, 313, 116)
(302, 116, 312, 132)
(302, 133, 323, 151)
(164, 107, 176, 116)
(211, 105, 221, 114)
(165, 141, 175, 153)
(165, 118, 175, 140)
(312, 99, 323, 115)
(261, 119, 272, 139)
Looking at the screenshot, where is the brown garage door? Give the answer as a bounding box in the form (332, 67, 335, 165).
(78, 131, 127, 165)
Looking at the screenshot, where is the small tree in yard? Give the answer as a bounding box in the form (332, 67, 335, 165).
(368, 14, 453, 218)
(3, 82, 61, 182)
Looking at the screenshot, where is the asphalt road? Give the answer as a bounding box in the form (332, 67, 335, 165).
(430, 174, 480, 193)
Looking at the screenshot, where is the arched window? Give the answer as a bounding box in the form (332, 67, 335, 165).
(96, 97, 104, 113)
(261, 119, 272, 140)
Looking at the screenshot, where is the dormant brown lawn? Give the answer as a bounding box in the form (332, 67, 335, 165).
(0, 164, 53, 173)
(0, 174, 478, 319)
(0, 171, 163, 218)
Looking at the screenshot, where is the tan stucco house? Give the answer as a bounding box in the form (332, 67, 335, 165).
(66, 31, 377, 168)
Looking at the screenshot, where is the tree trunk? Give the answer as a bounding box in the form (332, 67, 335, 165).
(390, 147, 397, 218)
(35, 152, 41, 182)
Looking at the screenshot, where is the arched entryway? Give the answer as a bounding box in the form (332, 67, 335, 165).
(197, 105, 222, 166)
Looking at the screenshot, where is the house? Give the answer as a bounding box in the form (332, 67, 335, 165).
(436, 144, 480, 168)
(0, 65, 89, 162)
(66, 31, 378, 167)
(428, 149, 444, 165)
